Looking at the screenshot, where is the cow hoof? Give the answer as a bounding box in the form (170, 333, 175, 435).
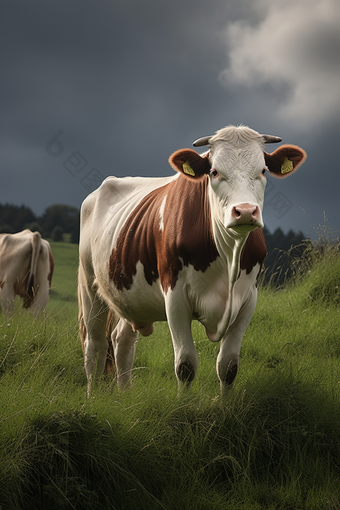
(177, 361, 195, 384)
(224, 361, 238, 386)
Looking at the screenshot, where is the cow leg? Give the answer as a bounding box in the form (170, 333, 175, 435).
(84, 299, 108, 394)
(164, 291, 198, 389)
(216, 288, 257, 393)
(28, 279, 49, 319)
(0, 282, 15, 316)
(79, 275, 109, 396)
(85, 300, 109, 395)
(28, 246, 51, 318)
(111, 319, 138, 388)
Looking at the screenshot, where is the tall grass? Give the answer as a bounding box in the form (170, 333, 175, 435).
(0, 239, 340, 509)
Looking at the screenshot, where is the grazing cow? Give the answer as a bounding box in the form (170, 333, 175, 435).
(78, 125, 306, 394)
(0, 229, 54, 317)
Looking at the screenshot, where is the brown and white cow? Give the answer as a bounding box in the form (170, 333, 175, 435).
(0, 229, 54, 317)
(78, 125, 306, 394)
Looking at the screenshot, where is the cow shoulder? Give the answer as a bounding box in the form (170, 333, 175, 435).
(109, 174, 219, 292)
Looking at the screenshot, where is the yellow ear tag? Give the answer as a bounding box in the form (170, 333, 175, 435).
(281, 157, 294, 174)
(183, 160, 195, 176)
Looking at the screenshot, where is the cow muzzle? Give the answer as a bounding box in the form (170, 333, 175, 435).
(228, 203, 263, 232)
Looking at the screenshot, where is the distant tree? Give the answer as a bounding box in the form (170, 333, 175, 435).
(70, 221, 80, 244)
(0, 202, 80, 243)
(0, 224, 14, 234)
(263, 226, 306, 286)
(24, 221, 43, 234)
(51, 225, 64, 242)
(0, 203, 36, 233)
(40, 204, 79, 242)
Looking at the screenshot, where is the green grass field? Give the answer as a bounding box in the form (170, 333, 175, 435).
(0, 240, 340, 509)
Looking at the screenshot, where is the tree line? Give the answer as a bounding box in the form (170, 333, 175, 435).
(0, 203, 80, 243)
(0, 202, 307, 285)
(262, 225, 308, 286)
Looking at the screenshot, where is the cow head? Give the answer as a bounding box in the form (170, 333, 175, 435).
(169, 125, 306, 234)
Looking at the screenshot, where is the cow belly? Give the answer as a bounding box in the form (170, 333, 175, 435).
(95, 249, 259, 340)
(96, 260, 167, 332)
(112, 288, 167, 331)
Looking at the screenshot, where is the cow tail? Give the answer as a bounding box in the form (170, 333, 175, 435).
(105, 310, 116, 374)
(78, 284, 116, 375)
(78, 284, 87, 357)
(26, 231, 41, 303)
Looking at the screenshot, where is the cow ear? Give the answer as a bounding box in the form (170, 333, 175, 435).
(264, 144, 307, 179)
(168, 149, 211, 179)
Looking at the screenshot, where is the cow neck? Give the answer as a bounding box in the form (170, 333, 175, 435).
(208, 186, 249, 282)
(213, 220, 249, 282)
(209, 191, 251, 342)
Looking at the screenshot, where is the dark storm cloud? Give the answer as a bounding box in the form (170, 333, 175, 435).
(0, 0, 339, 239)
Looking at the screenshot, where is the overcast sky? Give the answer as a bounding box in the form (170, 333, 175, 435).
(1, 0, 339, 239)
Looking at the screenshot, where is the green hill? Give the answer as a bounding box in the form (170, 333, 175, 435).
(0, 241, 339, 509)
(47, 241, 79, 308)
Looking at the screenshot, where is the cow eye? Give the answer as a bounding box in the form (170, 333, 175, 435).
(262, 168, 266, 175)
(210, 169, 218, 178)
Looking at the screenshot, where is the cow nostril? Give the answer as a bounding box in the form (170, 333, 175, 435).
(252, 206, 260, 219)
(233, 204, 260, 222)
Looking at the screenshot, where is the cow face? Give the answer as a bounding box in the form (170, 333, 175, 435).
(207, 136, 267, 233)
(169, 126, 306, 235)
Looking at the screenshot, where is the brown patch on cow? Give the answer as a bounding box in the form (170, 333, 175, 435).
(109, 174, 219, 292)
(240, 229, 267, 275)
